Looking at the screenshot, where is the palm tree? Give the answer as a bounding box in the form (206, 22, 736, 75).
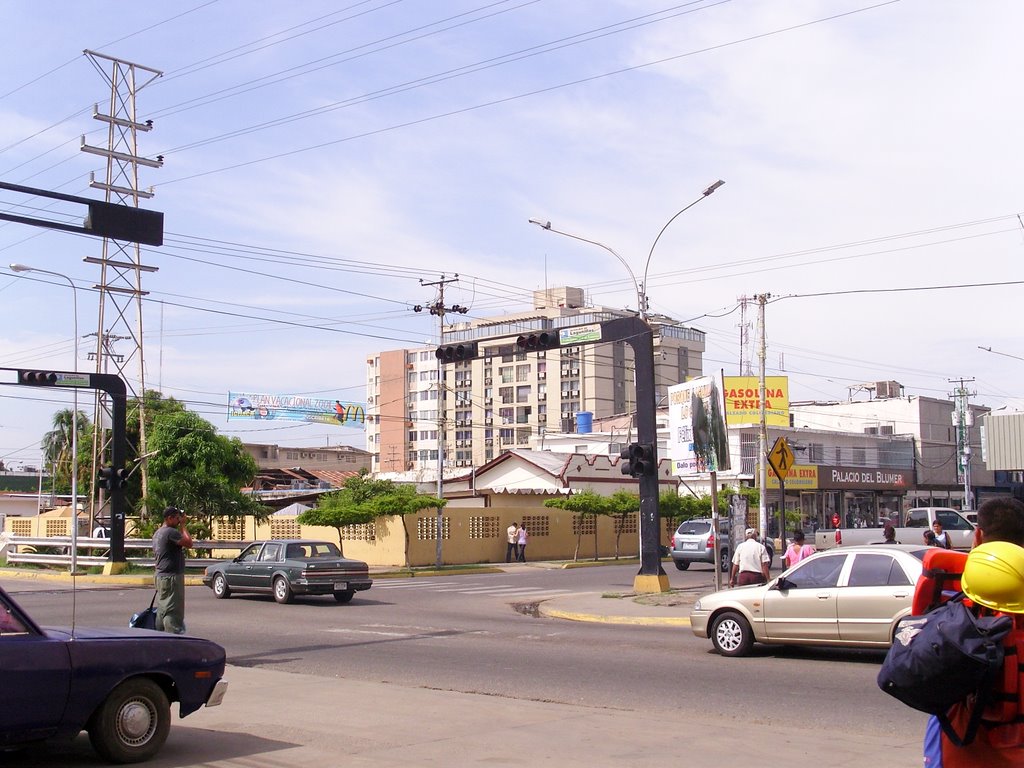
(41, 408, 90, 494)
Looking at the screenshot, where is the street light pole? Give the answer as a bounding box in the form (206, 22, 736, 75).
(640, 180, 725, 318)
(10, 263, 80, 574)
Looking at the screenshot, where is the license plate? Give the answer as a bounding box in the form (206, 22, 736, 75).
(682, 542, 699, 550)
(333, 582, 348, 590)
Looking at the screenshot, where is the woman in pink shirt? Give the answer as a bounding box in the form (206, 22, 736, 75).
(784, 530, 815, 569)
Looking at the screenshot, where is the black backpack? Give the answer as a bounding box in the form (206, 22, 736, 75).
(878, 594, 1013, 746)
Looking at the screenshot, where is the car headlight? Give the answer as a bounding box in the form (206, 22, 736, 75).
(693, 599, 702, 611)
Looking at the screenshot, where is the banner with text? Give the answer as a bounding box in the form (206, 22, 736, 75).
(723, 375, 790, 426)
(228, 392, 365, 427)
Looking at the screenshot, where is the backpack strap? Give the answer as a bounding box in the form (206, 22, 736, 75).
(938, 641, 1003, 747)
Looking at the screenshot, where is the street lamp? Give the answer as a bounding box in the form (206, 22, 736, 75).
(10, 263, 81, 574)
(529, 179, 724, 319)
(641, 180, 724, 316)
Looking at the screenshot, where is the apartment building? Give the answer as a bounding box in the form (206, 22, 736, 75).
(365, 286, 706, 474)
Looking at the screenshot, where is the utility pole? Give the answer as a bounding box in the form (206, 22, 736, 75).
(84, 50, 162, 529)
(949, 377, 976, 509)
(756, 293, 771, 541)
(414, 274, 467, 567)
(737, 294, 754, 376)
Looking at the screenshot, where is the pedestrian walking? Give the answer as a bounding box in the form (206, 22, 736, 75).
(153, 506, 193, 634)
(729, 528, 770, 587)
(506, 522, 520, 563)
(516, 525, 528, 562)
(783, 530, 815, 568)
(879, 522, 897, 544)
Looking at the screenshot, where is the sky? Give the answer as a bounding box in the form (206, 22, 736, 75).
(0, 0, 1021, 469)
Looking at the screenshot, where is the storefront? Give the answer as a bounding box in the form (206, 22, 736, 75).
(765, 464, 913, 533)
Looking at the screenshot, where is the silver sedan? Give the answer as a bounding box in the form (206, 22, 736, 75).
(690, 544, 927, 657)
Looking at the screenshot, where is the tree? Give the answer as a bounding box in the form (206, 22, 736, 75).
(295, 470, 393, 556)
(143, 409, 266, 545)
(369, 484, 446, 568)
(544, 491, 609, 562)
(606, 490, 640, 560)
(41, 408, 92, 495)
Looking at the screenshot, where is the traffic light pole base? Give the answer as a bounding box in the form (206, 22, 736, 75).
(102, 561, 128, 576)
(633, 572, 671, 594)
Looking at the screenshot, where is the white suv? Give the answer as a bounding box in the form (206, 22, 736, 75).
(669, 518, 774, 573)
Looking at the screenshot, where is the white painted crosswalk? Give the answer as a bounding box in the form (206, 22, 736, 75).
(373, 579, 572, 599)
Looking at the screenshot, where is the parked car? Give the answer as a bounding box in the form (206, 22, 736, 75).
(0, 584, 227, 763)
(690, 544, 926, 657)
(669, 518, 774, 573)
(202, 539, 373, 604)
(815, 507, 974, 550)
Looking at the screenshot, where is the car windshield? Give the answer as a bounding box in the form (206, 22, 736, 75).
(677, 522, 711, 536)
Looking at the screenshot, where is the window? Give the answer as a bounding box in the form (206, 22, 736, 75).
(905, 509, 929, 528)
(259, 543, 282, 562)
(847, 553, 909, 587)
(852, 447, 866, 466)
(808, 443, 824, 462)
(785, 554, 845, 589)
(516, 364, 530, 382)
(937, 510, 973, 531)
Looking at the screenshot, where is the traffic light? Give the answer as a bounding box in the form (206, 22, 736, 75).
(434, 341, 479, 364)
(619, 442, 657, 478)
(18, 370, 59, 385)
(516, 331, 560, 352)
(98, 466, 116, 491)
(97, 466, 129, 491)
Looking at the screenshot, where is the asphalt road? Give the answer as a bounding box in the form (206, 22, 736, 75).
(8, 563, 925, 740)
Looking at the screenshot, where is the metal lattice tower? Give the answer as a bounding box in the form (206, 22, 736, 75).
(83, 50, 162, 527)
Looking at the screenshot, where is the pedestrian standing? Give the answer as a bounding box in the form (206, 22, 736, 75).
(153, 506, 192, 634)
(506, 521, 520, 563)
(784, 530, 815, 568)
(931, 520, 953, 549)
(516, 525, 528, 562)
(729, 528, 770, 586)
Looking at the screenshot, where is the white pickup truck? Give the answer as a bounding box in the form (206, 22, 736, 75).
(814, 507, 975, 551)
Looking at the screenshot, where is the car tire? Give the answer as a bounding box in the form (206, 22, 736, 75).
(212, 573, 230, 600)
(273, 576, 293, 604)
(710, 610, 754, 657)
(87, 677, 170, 763)
(673, 560, 690, 571)
(719, 548, 731, 573)
(333, 590, 355, 604)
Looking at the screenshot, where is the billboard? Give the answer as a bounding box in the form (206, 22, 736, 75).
(668, 375, 731, 475)
(722, 376, 789, 426)
(228, 392, 365, 428)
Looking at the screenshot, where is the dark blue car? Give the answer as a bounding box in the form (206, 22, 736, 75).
(0, 584, 227, 763)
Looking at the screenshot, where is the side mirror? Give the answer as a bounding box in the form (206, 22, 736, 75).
(773, 576, 792, 591)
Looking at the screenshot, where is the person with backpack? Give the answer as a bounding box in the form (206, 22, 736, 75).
(920, 497, 1024, 766)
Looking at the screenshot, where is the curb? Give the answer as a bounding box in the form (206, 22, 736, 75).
(539, 602, 691, 627)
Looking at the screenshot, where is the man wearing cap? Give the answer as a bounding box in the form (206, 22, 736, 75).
(153, 506, 193, 634)
(923, 497, 1024, 766)
(729, 528, 771, 587)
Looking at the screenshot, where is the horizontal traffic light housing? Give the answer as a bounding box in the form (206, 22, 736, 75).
(18, 370, 59, 385)
(435, 341, 479, 364)
(516, 331, 559, 352)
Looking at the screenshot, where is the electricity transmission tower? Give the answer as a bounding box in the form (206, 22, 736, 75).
(83, 50, 163, 527)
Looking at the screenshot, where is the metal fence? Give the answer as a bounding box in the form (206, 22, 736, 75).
(2, 536, 249, 569)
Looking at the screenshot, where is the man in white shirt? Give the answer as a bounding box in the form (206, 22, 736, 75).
(729, 528, 771, 587)
(506, 522, 520, 563)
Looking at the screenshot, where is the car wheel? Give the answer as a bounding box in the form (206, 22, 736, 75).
(333, 590, 355, 604)
(673, 560, 690, 571)
(710, 611, 754, 657)
(719, 548, 731, 573)
(273, 576, 293, 604)
(87, 677, 170, 763)
(212, 573, 230, 599)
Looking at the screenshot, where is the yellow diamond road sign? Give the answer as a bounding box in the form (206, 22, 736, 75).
(767, 437, 795, 481)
